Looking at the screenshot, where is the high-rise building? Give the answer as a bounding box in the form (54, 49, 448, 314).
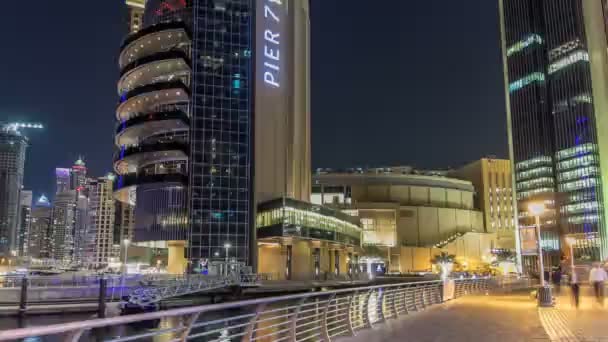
(499, 0, 608, 269)
(450, 159, 516, 249)
(72, 192, 89, 265)
(51, 190, 77, 263)
(126, 0, 146, 33)
(17, 190, 32, 257)
(0, 127, 28, 257)
(114, 0, 316, 275)
(87, 175, 116, 267)
(55, 168, 71, 194)
(71, 158, 87, 192)
(29, 195, 52, 259)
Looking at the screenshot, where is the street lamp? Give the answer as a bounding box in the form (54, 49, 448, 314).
(123, 239, 130, 274)
(528, 202, 552, 306)
(224, 243, 231, 276)
(224, 243, 231, 264)
(565, 236, 576, 275)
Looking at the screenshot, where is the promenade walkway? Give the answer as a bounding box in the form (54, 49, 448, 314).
(339, 286, 608, 342)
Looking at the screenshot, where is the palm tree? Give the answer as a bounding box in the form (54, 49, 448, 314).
(431, 252, 456, 280)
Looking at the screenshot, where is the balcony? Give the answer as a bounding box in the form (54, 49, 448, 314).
(119, 22, 191, 70)
(113, 172, 188, 204)
(115, 110, 190, 146)
(114, 141, 189, 174)
(116, 81, 190, 122)
(118, 50, 192, 94)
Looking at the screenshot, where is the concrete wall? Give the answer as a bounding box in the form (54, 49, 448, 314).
(398, 232, 496, 272)
(396, 206, 484, 247)
(351, 183, 475, 210)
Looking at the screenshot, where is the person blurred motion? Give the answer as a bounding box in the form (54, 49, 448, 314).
(589, 263, 608, 306)
(569, 269, 579, 308)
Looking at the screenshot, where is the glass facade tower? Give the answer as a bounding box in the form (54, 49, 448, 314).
(115, 0, 254, 268)
(0, 128, 28, 257)
(500, 0, 608, 268)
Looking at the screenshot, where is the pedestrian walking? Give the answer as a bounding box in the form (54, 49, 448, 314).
(589, 262, 608, 306)
(552, 266, 562, 294)
(570, 269, 579, 308)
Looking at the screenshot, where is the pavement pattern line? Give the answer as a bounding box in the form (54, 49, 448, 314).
(538, 308, 580, 342)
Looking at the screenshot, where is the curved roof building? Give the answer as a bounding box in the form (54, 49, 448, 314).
(313, 169, 485, 248)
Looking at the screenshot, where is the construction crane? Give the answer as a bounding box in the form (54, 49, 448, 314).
(2, 122, 44, 132)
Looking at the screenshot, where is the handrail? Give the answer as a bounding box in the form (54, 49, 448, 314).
(0, 278, 492, 341)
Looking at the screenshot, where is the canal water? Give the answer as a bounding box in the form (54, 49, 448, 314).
(0, 306, 253, 341)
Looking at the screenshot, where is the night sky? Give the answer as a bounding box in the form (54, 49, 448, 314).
(0, 1, 507, 199)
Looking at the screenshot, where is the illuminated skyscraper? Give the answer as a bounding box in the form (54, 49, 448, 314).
(86, 175, 116, 267)
(499, 0, 608, 269)
(0, 128, 28, 256)
(29, 195, 52, 260)
(51, 190, 77, 262)
(55, 168, 71, 194)
(71, 158, 87, 192)
(17, 190, 32, 257)
(114, 0, 312, 273)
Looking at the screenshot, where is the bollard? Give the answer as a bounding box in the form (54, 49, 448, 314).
(18, 277, 28, 317)
(98, 277, 107, 318)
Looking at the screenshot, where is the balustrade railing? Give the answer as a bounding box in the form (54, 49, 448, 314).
(0, 277, 492, 341)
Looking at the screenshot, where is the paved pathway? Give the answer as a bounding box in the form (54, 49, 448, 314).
(338, 292, 550, 342)
(339, 286, 608, 342)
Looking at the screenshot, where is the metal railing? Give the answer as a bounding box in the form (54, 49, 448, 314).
(0, 278, 491, 341)
(128, 273, 263, 306)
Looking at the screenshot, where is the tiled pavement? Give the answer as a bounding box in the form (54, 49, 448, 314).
(339, 287, 608, 342)
(338, 293, 551, 342)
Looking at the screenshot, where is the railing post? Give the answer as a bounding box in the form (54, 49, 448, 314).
(344, 293, 357, 337)
(64, 329, 86, 342)
(363, 289, 374, 328)
(241, 303, 266, 342)
(414, 286, 422, 310)
(177, 312, 200, 341)
(18, 276, 27, 317)
(390, 288, 398, 318)
(377, 288, 386, 322)
(320, 293, 336, 342)
(289, 298, 307, 341)
(98, 277, 107, 318)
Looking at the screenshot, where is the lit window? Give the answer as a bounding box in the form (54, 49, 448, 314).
(506, 34, 543, 57)
(556, 143, 597, 161)
(509, 72, 545, 92)
(549, 50, 589, 74)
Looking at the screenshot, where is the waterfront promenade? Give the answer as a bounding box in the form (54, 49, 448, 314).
(340, 286, 608, 342)
(2, 279, 608, 341)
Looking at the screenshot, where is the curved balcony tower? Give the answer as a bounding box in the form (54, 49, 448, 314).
(114, 21, 192, 254)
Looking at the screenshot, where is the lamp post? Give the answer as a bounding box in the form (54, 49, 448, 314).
(123, 239, 130, 274)
(528, 202, 552, 306)
(224, 243, 231, 276)
(565, 236, 576, 275)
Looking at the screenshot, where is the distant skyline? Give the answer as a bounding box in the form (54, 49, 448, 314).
(0, 1, 507, 199)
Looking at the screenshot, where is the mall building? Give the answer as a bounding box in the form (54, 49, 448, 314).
(313, 167, 496, 273)
(114, 0, 360, 277)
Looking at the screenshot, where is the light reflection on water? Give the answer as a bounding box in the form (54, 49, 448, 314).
(1, 307, 253, 342)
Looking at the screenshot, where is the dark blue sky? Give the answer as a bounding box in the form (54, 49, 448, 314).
(0, 1, 507, 199)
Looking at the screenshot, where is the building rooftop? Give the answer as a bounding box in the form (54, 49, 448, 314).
(313, 167, 475, 192)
